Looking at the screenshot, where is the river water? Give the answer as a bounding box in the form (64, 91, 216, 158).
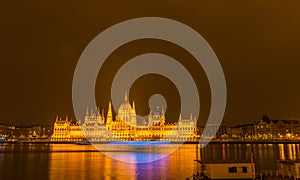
(0, 143, 298, 179)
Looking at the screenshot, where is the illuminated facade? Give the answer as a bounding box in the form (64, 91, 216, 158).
(254, 115, 300, 140)
(51, 94, 198, 141)
(51, 116, 84, 141)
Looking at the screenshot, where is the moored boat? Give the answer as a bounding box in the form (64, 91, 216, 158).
(189, 160, 256, 180)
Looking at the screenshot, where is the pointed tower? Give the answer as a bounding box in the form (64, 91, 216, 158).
(160, 105, 165, 125)
(96, 107, 103, 124)
(106, 101, 113, 125)
(84, 107, 89, 123)
(124, 92, 128, 101)
(86, 107, 89, 116)
(148, 107, 153, 126)
(97, 107, 100, 116)
(91, 108, 94, 117)
(194, 116, 197, 128)
(162, 105, 165, 117)
(132, 101, 136, 113)
(131, 101, 137, 126)
(101, 109, 105, 123)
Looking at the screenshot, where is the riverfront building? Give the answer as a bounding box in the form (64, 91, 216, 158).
(0, 124, 52, 141)
(51, 116, 84, 141)
(51, 94, 198, 141)
(254, 115, 300, 140)
(227, 115, 300, 140)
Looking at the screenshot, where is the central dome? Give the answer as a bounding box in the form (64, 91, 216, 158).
(119, 101, 132, 111)
(117, 93, 136, 125)
(118, 93, 132, 111)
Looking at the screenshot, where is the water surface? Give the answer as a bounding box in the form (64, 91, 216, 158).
(0, 143, 299, 179)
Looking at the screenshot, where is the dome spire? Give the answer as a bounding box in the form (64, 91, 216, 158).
(86, 107, 89, 116)
(124, 92, 128, 101)
(132, 101, 136, 114)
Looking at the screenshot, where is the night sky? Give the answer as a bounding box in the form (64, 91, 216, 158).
(1, 1, 300, 126)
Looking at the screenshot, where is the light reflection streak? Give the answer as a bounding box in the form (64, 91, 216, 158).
(288, 144, 292, 160)
(222, 144, 226, 160)
(292, 144, 296, 160)
(279, 144, 285, 160)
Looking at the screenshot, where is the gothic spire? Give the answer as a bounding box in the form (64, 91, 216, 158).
(124, 92, 128, 101)
(133, 101, 136, 110)
(161, 104, 165, 115)
(106, 101, 113, 124)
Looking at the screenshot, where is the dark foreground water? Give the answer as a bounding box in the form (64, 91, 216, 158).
(0, 143, 299, 179)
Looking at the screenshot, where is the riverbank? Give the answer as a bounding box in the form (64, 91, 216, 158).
(2, 139, 300, 145)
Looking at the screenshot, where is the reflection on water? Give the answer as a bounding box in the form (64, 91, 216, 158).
(94, 143, 180, 163)
(279, 144, 285, 160)
(1, 143, 300, 179)
(0, 144, 196, 179)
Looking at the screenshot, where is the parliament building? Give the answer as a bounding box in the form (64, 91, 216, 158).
(51, 94, 198, 142)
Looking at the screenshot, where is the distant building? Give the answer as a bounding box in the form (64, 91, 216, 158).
(202, 124, 227, 139)
(228, 124, 255, 140)
(15, 126, 30, 140)
(0, 125, 15, 139)
(241, 124, 255, 139)
(14, 125, 53, 140)
(254, 115, 300, 140)
(227, 115, 300, 140)
(228, 126, 243, 139)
